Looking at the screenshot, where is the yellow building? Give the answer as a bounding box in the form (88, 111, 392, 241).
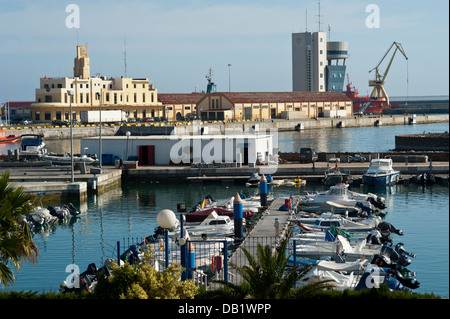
(157, 93, 204, 121)
(30, 45, 164, 122)
(195, 91, 353, 121)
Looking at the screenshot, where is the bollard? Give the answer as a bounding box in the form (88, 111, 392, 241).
(274, 218, 279, 236)
(260, 174, 268, 207)
(233, 193, 243, 239)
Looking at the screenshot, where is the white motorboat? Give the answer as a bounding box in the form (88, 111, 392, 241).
(41, 153, 97, 165)
(289, 212, 381, 232)
(19, 134, 47, 157)
(362, 158, 400, 186)
(290, 234, 381, 261)
(302, 183, 386, 210)
(182, 211, 234, 239)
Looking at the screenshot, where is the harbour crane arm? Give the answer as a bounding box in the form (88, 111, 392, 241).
(368, 41, 408, 106)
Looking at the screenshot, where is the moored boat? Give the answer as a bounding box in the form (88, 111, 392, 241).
(362, 158, 400, 186)
(0, 129, 21, 143)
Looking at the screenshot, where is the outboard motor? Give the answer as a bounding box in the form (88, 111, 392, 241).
(377, 221, 404, 237)
(120, 244, 141, 264)
(366, 229, 383, 245)
(386, 268, 420, 290)
(368, 196, 386, 210)
(66, 203, 81, 216)
(355, 202, 372, 216)
(143, 226, 166, 243)
(47, 205, 58, 217)
(380, 242, 413, 267)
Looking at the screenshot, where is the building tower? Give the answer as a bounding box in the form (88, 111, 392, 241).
(73, 45, 90, 79)
(325, 41, 348, 92)
(292, 32, 327, 92)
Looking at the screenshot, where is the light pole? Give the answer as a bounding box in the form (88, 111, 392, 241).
(157, 209, 177, 269)
(96, 92, 102, 168)
(67, 90, 74, 183)
(125, 131, 131, 160)
(228, 64, 232, 92)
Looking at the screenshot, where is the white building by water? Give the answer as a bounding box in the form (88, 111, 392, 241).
(81, 133, 275, 167)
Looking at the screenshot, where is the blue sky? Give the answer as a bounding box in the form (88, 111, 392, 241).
(0, 0, 448, 102)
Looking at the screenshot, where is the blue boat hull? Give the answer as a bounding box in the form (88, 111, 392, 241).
(362, 172, 400, 186)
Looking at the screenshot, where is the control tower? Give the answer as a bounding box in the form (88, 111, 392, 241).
(325, 41, 348, 92)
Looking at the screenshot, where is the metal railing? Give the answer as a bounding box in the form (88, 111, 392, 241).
(114, 235, 278, 288)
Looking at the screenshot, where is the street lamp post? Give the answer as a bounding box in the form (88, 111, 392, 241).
(96, 92, 102, 168)
(228, 64, 232, 92)
(157, 209, 177, 269)
(67, 90, 74, 183)
(125, 131, 131, 160)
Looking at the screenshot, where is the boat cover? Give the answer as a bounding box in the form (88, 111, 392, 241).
(185, 208, 254, 223)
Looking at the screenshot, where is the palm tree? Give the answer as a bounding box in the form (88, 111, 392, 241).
(212, 239, 332, 299)
(0, 171, 39, 287)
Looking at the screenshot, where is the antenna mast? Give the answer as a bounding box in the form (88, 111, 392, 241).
(317, 0, 323, 32)
(305, 9, 308, 32)
(124, 34, 127, 77)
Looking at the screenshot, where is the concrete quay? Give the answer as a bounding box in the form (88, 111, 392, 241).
(1, 165, 122, 202)
(122, 161, 449, 183)
(2, 114, 448, 139)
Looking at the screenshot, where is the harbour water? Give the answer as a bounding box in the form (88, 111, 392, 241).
(1, 122, 449, 297)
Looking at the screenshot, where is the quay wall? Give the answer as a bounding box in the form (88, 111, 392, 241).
(395, 133, 449, 151)
(3, 114, 448, 139)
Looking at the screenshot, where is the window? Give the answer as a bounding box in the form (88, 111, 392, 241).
(114, 93, 117, 104)
(320, 50, 323, 54)
(86, 84, 89, 88)
(151, 93, 154, 102)
(142, 84, 145, 88)
(109, 84, 112, 89)
(45, 95, 52, 102)
(71, 84, 74, 88)
(320, 73, 323, 78)
(134, 93, 137, 103)
(56, 111, 61, 120)
(143, 93, 146, 103)
(45, 112, 51, 121)
(80, 84, 83, 88)
(86, 94, 89, 104)
(35, 112, 40, 121)
(106, 93, 110, 102)
(80, 93, 83, 103)
(57, 84, 62, 88)
(134, 84, 136, 89)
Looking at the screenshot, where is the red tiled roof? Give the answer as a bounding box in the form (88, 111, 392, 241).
(159, 91, 351, 105)
(4, 101, 35, 108)
(158, 93, 205, 105)
(218, 92, 352, 103)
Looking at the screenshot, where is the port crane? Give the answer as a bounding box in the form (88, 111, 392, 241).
(368, 41, 408, 106)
